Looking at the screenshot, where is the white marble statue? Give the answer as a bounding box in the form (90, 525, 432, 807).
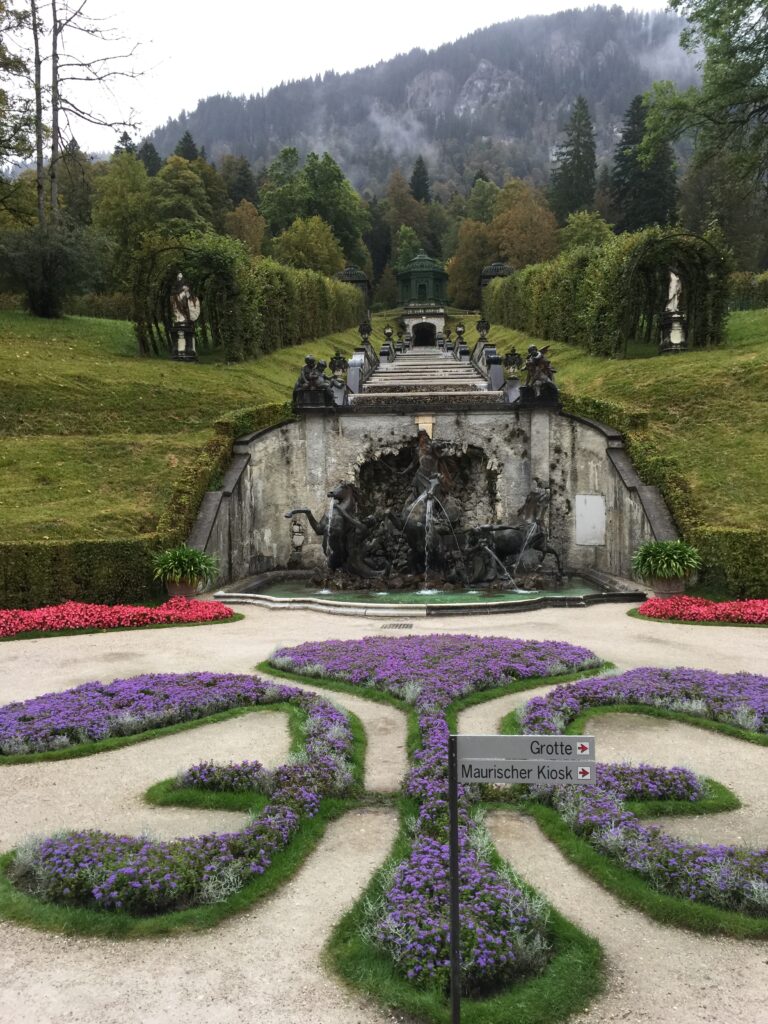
(665, 270, 682, 313)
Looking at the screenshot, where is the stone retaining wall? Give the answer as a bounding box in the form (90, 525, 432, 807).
(189, 407, 677, 587)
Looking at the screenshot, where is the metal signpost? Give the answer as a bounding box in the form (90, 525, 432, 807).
(447, 733, 596, 1024)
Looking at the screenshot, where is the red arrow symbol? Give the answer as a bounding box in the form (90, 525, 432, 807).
(578, 767, 591, 779)
(577, 742, 589, 754)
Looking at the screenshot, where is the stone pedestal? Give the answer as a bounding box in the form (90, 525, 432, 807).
(660, 311, 687, 354)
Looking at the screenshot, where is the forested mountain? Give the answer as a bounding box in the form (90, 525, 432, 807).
(147, 7, 699, 194)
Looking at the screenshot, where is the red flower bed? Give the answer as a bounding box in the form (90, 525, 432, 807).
(637, 595, 768, 625)
(0, 598, 234, 639)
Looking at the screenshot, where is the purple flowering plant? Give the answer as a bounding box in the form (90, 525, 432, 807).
(272, 634, 601, 994)
(6, 674, 355, 915)
(521, 668, 768, 914)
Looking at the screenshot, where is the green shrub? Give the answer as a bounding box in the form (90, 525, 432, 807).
(63, 293, 133, 320)
(152, 544, 218, 585)
(132, 235, 364, 360)
(485, 227, 729, 356)
(631, 540, 702, 580)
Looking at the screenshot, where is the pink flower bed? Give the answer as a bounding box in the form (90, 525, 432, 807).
(0, 598, 234, 639)
(638, 595, 768, 625)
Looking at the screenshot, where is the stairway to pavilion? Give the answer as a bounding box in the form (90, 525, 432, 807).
(348, 348, 504, 408)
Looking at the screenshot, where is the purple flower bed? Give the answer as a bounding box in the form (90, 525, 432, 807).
(0, 672, 300, 756)
(521, 669, 768, 914)
(272, 633, 601, 706)
(179, 759, 265, 792)
(7, 676, 354, 914)
(273, 635, 601, 994)
(521, 667, 768, 736)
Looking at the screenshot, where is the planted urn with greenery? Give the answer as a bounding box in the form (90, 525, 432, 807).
(631, 540, 702, 596)
(152, 544, 219, 597)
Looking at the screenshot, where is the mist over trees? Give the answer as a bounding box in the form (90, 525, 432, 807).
(146, 7, 698, 194)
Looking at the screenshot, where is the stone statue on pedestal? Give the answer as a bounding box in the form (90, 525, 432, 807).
(170, 273, 201, 362)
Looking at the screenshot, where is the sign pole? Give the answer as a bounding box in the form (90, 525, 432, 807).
(448, 734, 461, 1024)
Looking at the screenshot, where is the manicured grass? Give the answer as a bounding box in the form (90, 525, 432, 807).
(524, 802, 768, 939)
(4, 305, 768, 546)
(0, 707, 369, 938)
(328, 800, 605, 1024)
(0, 310, 381, 541)
(489, 310, 768, 531)
(0, 611, 244, 643)
(0, 800, 357, 938)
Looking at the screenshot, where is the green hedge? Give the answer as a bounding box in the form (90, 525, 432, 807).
(0, 538, 158, 610)
(63, 292, 133, 320)
(564, 393, 767, 596)
(133, 233, 364, 360)
(0, 402, 293, 609)
(727, 271, 768, 311)
(485, 228, 729, 356)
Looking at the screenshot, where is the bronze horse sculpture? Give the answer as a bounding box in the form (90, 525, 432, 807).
(285, 482, 385, 578)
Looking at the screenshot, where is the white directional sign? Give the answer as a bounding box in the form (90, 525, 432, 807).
(456, 735, 595, 761)
(459, 759, 595, 784)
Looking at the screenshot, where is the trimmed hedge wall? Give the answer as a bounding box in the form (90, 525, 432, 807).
(0, 402, 293, 610)
(563, 392, 767, 597)
(133, 233, 365, 360)
(727, 271, 768, 311)
(485, 227, 729, 356)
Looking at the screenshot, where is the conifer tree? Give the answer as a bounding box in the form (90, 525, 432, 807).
(409, 155, 431, 203)
(113, 131, 135, 156)
(137, 140, 162, 176)
(174, 130, 199, 161)
(611, 95, 677, 232)
(549, 96, 596, 224)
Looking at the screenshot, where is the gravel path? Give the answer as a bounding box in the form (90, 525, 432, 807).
(490, 811, 768, 1024)
(459, 697, 768, 847)
(0, 809, 402, 1024)
(0, 711, 290, 852)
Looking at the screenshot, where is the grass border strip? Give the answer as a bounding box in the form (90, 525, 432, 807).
(495, 706, 767, 936)
(522, 802, 768, 939)
(327, 799, 604, 1024)
(0, 701, 297, 766)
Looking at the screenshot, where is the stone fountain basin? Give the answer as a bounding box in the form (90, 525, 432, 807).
(214, 571, 646, 618)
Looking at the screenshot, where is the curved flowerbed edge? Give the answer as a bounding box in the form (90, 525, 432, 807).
(264, 660, 607, 1022)
(0, 710, 368, 938)
(522, 804, 768, 940)
(326, 808, 605, 1024)
(0, 703, 288, 767)
(497, 704, 767, 936)
(0, 612, 245, 644)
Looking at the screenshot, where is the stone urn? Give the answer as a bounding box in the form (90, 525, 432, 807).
(165, 580, 201, 599)
(647, 577, 688, 598)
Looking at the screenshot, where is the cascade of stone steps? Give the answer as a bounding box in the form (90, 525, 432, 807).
(349, 349, 503, 406)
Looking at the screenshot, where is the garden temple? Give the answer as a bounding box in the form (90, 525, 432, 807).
(397, 251, 448, 346)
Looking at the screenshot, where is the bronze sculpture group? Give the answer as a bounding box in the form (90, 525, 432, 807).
(285, 430, 561, 587)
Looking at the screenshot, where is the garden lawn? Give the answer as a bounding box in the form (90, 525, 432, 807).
(490, 309, 768, 531)
(0, 311, 373, 541)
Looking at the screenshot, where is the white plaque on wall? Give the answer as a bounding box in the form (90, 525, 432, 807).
(575, 495, 606, 546)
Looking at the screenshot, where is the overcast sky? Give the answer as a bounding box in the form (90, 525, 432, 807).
(65, 0, 673, 152)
